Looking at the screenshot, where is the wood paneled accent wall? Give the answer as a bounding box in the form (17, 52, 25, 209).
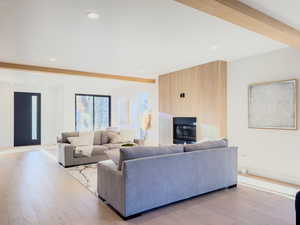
(159, 61, 227, 141)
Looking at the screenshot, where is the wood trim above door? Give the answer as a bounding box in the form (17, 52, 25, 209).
(175, 0, 300, 49)
(0, 62, 156, 84)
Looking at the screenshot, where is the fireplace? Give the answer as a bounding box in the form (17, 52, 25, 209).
(173, 117, 197, 144)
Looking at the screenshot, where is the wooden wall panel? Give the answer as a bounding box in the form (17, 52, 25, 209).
(159, 75, 171, 114)
(159, 61, 227, 141)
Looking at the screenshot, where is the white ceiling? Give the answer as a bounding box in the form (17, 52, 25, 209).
(240, 0, 300, 30)
(0, 0, 292, 78)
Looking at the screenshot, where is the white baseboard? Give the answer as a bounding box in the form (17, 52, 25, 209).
(244, 166, 300, 186)
(0, 147, 38, 155)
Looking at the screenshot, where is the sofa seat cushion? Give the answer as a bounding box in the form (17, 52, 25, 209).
(92, 145, 109, 156)
(74, 145, 108, 158)
(102, 143, 123, 150)
(184, 138, 228, 152)
(118, 145, 184, 170)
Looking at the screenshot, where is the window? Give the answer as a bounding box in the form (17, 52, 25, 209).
(31, 95, 38, 140)
(75, 94, 111, 131)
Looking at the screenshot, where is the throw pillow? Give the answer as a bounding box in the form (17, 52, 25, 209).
(102, 131, 122, 144)
(105, 149, 120, 165)
(61, 132, 79, 143)
(79, 131, 94, 145)
(93, 130, 102, 145)
(110, 133, 129, 144)
(101, 131, 114, 144)
(67, 136, 88, 146)
(67, 132, 94, 156)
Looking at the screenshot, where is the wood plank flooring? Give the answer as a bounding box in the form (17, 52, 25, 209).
(0, 151, 296, 225)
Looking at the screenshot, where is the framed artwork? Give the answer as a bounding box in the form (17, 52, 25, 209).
(248, 79, 297, 130)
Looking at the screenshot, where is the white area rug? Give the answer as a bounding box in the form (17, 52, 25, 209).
(41, 146, 98, 195)
(41, 146, 299, 199)
(66, 164, 98, 195)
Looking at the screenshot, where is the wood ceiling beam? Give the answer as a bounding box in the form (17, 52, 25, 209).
(175, 0, 300, 49)
(0, 62, 156, 84)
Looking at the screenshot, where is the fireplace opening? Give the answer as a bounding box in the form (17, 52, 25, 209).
(173, 117, 196, 144)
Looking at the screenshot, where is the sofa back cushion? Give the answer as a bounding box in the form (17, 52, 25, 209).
(184, 138, 228, 152)
(118, 145, 184, 170)
(101, 131, 121, 144)
(61, 132, 79, 143)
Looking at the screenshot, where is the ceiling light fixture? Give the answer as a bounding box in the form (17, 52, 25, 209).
(87, 12, 100, 20)
(211, 45, 218, 51)
(49, 57, 56, 62)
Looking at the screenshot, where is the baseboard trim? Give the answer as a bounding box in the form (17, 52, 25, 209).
(244, 167, 300, 187)
(0, 148, 38, 155)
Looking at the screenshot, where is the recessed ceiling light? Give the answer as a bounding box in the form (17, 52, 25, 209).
(211, 45, 218, 51)
(87, 12, 100, 20)
(49, 57, 56, 62)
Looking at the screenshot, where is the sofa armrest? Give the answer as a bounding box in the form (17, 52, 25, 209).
(226, 146, 238, 186)
(58, 143, 76, 167)
(97, 160, 124, 215)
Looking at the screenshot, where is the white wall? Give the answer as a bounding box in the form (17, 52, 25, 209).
(228, 47, 300, 185)
(0, 69, 158, 148)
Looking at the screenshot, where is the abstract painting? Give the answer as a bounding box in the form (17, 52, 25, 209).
(248, 79, 297, 130)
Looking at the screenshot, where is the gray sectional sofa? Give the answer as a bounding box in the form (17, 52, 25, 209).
(57, 130, 137, 167)
(97, 140, 238, 218)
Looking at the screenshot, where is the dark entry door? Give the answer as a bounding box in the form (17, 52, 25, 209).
(14, 92, 41, 146)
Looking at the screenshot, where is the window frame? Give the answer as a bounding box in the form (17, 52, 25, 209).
(75, 93, 111, 131)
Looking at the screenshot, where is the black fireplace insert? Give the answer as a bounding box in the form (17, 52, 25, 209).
(173, 117, 197, 144)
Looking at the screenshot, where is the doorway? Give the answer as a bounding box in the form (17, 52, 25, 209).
(14, 92, 41, 146)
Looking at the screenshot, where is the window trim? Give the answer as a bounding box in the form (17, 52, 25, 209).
(75, 93, 111, 131)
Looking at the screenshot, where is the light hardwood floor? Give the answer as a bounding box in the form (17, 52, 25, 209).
(0, 151, 296, 225)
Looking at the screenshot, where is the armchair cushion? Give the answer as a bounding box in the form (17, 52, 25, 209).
(92, 145, 109, 156)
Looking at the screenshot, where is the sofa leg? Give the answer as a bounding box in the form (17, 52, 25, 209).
(100, 199, 141, 220)
(58, 162, 66, 168)
(228, 184, 237, 189)
(98, 195, 106, 202)
(122, 213, 142, 220)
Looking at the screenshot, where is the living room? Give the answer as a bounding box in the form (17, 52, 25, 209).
(1, 0, 300, 225)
